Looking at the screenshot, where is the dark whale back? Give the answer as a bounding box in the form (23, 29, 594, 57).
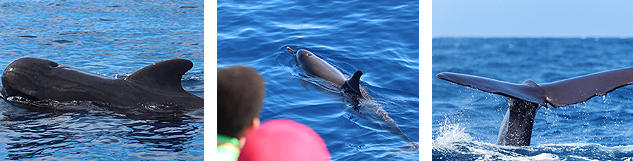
(0, 57, 203, 111)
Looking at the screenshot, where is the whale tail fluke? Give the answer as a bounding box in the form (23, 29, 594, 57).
(437, 72, 547, 107)
(538, 67, 633, 107)
(343, 71, 363, 96)
(437, 67, 633, 108)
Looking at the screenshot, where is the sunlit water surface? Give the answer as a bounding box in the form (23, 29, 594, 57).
(0, 0, 203, 160)
(219, 0, 419, 160)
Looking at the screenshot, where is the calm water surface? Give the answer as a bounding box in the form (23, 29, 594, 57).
(218, 0, 419, 160)
(0, 0, 203, 160)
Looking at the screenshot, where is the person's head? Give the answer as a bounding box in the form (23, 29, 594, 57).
(217, 66, 265, 139)
(238, 119, 331, 161)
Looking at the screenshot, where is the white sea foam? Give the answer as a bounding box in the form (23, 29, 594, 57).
(433, 120, 472, 151)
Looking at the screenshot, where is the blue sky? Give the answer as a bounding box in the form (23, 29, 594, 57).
(432, 0, 633, 37)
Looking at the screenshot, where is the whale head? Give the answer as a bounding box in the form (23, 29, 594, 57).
(1, 57, 109, 101)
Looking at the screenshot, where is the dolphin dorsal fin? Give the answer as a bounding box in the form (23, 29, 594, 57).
(343, 71, 363, 96)
(124, 59, 193, 89)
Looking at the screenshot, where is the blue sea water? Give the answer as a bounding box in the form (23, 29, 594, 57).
(218, 0, 419, 160)
(0, 0, 203, 160)
(433, 38, 633, 160)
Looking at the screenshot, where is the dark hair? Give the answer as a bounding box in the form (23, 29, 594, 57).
(217, 66, 265, 138)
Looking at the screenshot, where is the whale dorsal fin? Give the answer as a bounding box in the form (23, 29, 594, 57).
(124, 59, 193, 90)
(438, 66, 633, 108)
(437, 72, 547, 107)
(343, 71, 363, 96)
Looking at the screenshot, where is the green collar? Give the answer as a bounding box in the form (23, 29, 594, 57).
(217, 134, 240, 148)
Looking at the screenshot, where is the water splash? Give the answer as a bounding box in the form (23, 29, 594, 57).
(433, 120, 472, 151)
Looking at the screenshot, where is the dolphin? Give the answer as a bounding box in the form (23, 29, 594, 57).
(0, 57, 204, 114)
(437, 67, 633, 146)
(287, 47, 417, 149)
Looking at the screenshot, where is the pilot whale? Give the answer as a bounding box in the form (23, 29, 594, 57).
(287, 47, 417, 149)
(437, 66, 633, 146)
(0, 57, 204, 113)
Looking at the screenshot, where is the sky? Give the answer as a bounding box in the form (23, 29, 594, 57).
(432, 0, 633, 37)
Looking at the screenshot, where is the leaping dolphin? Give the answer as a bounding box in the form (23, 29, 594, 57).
(437, 67, 633, 146)
(0, 57, 204, 116)
(287, 47, 417, 149)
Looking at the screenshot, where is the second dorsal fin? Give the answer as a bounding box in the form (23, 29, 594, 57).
(124, 59, 193, 89)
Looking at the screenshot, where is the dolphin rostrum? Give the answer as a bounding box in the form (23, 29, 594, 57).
(287, 47, 417, 149)
(437, 67, 633, 146)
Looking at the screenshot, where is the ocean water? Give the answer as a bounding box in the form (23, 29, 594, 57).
(0, 0, 203, 160)
(433, 38, 633, 160)
(218, 0, 419, 160)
